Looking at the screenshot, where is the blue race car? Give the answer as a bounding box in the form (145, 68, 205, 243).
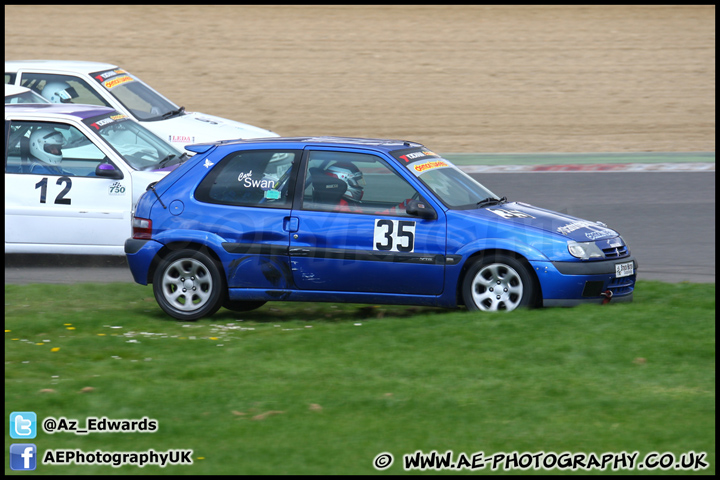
(124, 137, 637, 321)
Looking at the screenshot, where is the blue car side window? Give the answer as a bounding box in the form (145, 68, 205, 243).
(302, 151, 419, 216)
(195, 150, 299, 208)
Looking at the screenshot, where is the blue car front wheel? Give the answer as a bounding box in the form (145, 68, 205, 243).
(152, 249, 225, 321)
(462, 254, 536, 312)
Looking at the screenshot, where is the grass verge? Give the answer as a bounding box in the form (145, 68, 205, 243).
(5, 280, 715, 475)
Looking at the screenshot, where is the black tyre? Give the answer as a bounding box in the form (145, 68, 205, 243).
(152, 249, 225, 321)
(462, 254, 536, 312)
(222, 300, 267, 312)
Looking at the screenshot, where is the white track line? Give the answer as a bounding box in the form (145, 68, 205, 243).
(459, 162, 715, 173)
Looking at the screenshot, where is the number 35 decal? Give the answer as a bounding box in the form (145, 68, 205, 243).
(35, 176, 72, 205)
(374, 219, 416, 253)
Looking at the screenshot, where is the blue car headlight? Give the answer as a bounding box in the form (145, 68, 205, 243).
(567, 240, 604, 260)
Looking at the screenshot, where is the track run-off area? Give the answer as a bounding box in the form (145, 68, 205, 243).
(449, 151, 715, 173)
(4, 152, 715, 285)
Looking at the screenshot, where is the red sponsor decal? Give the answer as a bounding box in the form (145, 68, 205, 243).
(170, 135, 194, 143)
(413, 160, 449, 173)
(94, 69, 126, 81)
(400, 150, 436, 162)
(103, 75, 134, 89)
(89, 114, 127, 130)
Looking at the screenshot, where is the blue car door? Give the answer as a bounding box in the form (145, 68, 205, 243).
(190, 148, 301, 291)
(288, 148, 447, 295)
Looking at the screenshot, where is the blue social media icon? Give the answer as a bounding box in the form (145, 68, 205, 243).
(10, 412, 37, 439)
(10, 444, 37, 471)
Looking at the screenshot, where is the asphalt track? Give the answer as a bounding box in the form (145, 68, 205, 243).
(4, 155, 715, 285)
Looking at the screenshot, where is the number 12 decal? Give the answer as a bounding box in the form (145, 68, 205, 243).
(374, 219, 416, 252)
(35, 176, 72, 205)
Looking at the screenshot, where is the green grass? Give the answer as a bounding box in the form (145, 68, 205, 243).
(5, 280, 715, 475)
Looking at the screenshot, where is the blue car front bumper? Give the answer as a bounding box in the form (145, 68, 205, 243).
(529, 256, 638, 306)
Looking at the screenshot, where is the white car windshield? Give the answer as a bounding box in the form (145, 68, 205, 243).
(90, 68, 181, 122)
(83, 112, 186, 171)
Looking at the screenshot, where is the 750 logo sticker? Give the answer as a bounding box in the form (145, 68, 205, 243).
(108, 182, 127, 195)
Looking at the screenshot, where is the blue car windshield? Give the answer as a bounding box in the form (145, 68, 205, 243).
(415, 160, 499, 209)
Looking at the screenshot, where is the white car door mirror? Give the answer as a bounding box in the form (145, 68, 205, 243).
(95, 161, 123, 179)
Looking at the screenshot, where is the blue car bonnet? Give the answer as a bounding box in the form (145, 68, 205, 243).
(455, 201, 620, 242)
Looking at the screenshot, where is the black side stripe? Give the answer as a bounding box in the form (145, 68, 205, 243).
(222, 243, 447, 265)
(222, 243, 288, 255)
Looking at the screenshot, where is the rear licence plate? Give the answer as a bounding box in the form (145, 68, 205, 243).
(615, 261, 634, 278)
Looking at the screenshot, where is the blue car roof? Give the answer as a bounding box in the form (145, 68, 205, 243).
(185, 136, 425, 154)
(4, 103, 118, 120)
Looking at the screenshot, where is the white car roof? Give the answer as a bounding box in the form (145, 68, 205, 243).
(5, 84, 34, 96)
(4, 84, 50, 103)
(4, 103, 117, 120)
(5, 60, 119, 74)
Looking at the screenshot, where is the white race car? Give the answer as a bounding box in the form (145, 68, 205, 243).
(5, 60, 279, 148)
(5, 103, 188, 255)
(5, 84, 50, 104)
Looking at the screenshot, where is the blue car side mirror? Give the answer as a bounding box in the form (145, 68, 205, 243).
(406, 198, 437, 220)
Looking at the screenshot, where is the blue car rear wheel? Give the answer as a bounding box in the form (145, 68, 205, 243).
(152, 249, 225, 321)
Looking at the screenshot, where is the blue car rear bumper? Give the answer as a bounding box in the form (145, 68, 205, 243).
(124, 239, 164, 285)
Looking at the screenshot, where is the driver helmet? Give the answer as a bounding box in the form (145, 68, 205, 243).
(325, 162, 365, 202)
(29, 128, 64, 165)
(41, 81, 78, 104)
